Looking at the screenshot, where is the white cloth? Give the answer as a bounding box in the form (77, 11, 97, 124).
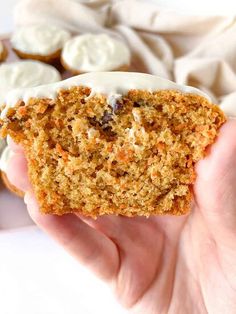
(14, 0, 236, 117)
(0, 226, 126, 314)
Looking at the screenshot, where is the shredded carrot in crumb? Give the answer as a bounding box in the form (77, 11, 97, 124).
(151, 171, 160, 178)
(25, 120, 31, 128)
(106, 144, 113, 153)
(86, 108, 94, 115)
(174, 123, 187, 131)
(18, 106, 27, 116)
(190, 172, 196, 181)
(54, 119, 63, 128)
(207, 130, 215, 137)
(186, 159, 193, 168)
(195, 125, 207, 132)
(56, 144, 69, 162)
(29, 158, 37, 166)
(156, 142, 166, 152)
(37, 104, 48, 114)
(116, 148, 134, 163)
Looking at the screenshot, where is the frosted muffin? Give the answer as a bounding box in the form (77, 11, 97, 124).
(11, 24, 71, 63)
(0, 72, 226, 217)
(0, 41, 8, 62)
(0, 60, 61, 104)
(61, 34, 131, 74)
(0, 146, 24, 197)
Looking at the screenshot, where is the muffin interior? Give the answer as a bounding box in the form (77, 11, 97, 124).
(0, 87, 226, 216)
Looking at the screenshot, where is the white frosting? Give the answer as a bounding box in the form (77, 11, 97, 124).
(11, 24, 71, 55)
(0, 146, 14, 173)
(0, 61, 61, 105)
(62, 34, 131, 72)
(1, 72, 210, 119)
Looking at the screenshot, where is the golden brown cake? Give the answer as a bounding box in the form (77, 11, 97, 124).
(11, 24, 71, 64)
(13, 48, 62, 64)
(0, 72, 226, 217)
(0, 41, 8, 62)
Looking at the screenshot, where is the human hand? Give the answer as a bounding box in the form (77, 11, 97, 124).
(6, 120, 236, 314)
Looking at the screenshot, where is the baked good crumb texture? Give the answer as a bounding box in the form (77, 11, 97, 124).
(0, 87, 226, 217)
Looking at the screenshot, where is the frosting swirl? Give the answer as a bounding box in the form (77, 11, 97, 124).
(62, 34, 131, 72)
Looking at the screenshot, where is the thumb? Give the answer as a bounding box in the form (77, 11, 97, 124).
(194, 119, 236, 238)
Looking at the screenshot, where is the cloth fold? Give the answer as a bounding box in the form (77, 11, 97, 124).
(14, 0, 236, 116)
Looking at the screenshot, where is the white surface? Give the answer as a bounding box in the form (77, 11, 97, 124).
(0, 227, 126, 314)
(0, 0, 19, 34)
(149, 0, 236, 15)
(11, 24, 71, 55)
(2, 72, 208, 118)
(62, 34, 130, 72)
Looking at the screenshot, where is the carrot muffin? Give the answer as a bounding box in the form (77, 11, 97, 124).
(11, 24, 71, 63)
(0, 41, 8, 62)
(61, 34, 131, 74)
(0, 60, 61, 104)
(0, 72, 226, 217)
(0, 146, 24, 197)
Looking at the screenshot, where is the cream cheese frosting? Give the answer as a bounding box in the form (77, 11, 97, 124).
(1, 72, 210, 119)
(0, 146, 14, 173)
(61, 34, 131, 72)
(11, 24, 71, 56)
(0, 61, 61, 105)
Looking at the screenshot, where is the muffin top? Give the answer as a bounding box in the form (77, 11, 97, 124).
(0, 60, 61, 103)
(11, 24, 71, 55)
(62, 34, 131, 72)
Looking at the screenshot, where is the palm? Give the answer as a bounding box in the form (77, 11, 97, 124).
(7, 120, 236, 314)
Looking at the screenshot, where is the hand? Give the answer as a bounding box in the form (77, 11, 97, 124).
(6, 120, 236, 314)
